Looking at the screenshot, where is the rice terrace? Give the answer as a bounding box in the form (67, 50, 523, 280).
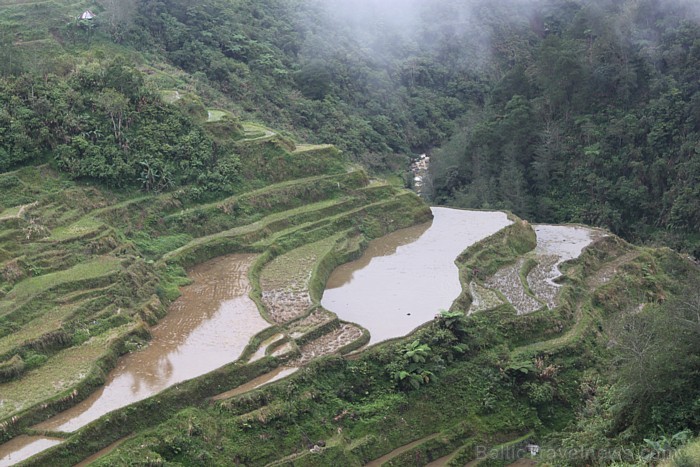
(1, 0, 700, 466)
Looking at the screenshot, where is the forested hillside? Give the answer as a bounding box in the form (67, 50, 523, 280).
(123, 0, 497, 170)
(429, 0, 700, 256)
(2, 0, 698, 254)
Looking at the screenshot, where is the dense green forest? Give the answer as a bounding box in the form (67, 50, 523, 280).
(0, 61, 240, 194)
(429, 0, 700, 256)
(125, 0, 700, 256)
(1, 0, 700, 465)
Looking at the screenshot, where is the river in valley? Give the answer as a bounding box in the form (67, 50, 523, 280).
(322, 207, 512, 344)
(0, 254, 269, 466)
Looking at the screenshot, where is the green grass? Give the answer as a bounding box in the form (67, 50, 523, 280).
(384, 174, 407, 187)
(10, 180, 694, 467)
(160, 90, 182, 104)
(241, 122, 275, 139)
(662, 437, 700, 466)
(0, 205, 23, 219)
(0, 5, 449, 455)
(0, 323, 134, 420)
(253, 192, 412, 246)
(0, 57, 437, 458)
(0, 257, 121, 315)
(0, 32, 691, 462)
(46, 217, 105, 242)
(91, 195, 152, 216)
(0, 303, 76, 356)
(163, 169, 365, 224)
(162, 197, 355, 264)
(518, 257, 539, 297)
(293, 143, 334, 154)
(132, 233, 193, 259)
(206, 109, 228, 122)
(260, 234, 340, 292)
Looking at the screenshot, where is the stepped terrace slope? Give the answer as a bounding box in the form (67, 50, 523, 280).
(9, 208, 699, 466)
(0, 122, 432, 463)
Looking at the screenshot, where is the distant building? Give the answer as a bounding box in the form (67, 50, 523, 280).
(79, 10, 95, 20)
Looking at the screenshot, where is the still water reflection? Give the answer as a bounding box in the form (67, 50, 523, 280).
(322, 207, 512, 344)
(35, 254, 269, 433)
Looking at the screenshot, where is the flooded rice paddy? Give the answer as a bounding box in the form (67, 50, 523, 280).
(322, 207, 512, 344)
(36, 254, 268, 433)
(1, 212, 601, 465)
(0, 436, 62, 467)
(527, 225, 601, 309)
(0, 254, 272, 465)
(476, 224, 601, 315)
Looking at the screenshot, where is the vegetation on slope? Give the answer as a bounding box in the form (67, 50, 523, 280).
(430, 0, 700, 256)
(31, 214, 696, 467)
(1, 0, 699, 465)
(0, 107, 431, 453)
(3, 0, 700, 254)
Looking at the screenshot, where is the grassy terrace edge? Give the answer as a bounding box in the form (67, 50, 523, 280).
(0, 116, 430, 441)
(4, 184, 430, 466)
(19, 210, 534, 465)
(69, 214, 699, 466)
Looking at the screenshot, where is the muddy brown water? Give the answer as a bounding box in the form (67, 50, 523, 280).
(0, 436, 63, 467)
(322, 207, 512, 344)
(2, 210, 513, 464)
(249, 333, 285, 362)
(14, 254, 268, 452)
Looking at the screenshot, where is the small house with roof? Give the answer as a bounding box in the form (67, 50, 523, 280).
(79, 10, 95, 20)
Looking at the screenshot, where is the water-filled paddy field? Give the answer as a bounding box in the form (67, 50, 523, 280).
(322, 207, 513, 344)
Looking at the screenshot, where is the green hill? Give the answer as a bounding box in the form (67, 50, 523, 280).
(1, 0, 700, 466)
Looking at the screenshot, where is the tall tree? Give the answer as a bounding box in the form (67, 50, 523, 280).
(101, 0, 137, 43)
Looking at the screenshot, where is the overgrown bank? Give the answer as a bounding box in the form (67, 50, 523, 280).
(1, 0, 700, 464)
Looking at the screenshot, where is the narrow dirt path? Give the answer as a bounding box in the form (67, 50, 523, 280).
(365, 433, 439, 467)
(0, 202, 37, 221)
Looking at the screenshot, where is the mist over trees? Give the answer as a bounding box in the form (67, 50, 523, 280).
(115, 0, 700, 254)
(425, 0, 700, 256)
(101, 0, 138, 43)
(0, 0, 698, 253)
